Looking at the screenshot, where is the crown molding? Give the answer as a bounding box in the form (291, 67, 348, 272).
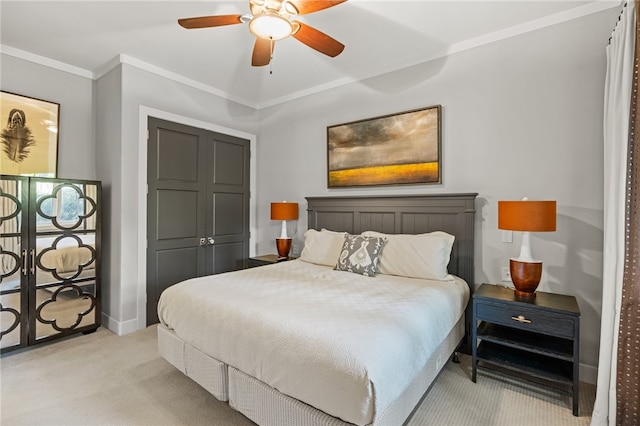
(445, 0, 620, 57)
(1, 45, 93, 79)
(118, 54, 258, 109)
(257, 0, 621, 109)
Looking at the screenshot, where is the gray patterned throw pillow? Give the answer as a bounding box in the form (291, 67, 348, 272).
(335, 234, 387, 277)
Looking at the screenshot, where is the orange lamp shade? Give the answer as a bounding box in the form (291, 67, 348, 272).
(498, 200, 556, 232)
(271, 202, 299, 221)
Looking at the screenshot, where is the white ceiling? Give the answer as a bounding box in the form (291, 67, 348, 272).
(0, 1, 620, 109)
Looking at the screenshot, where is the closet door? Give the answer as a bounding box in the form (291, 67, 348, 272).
(0, 176, 28, 352)
(28, 178, 101, 346)
(206, 133, 250, 274)
(147, 118, 208, 325)
(146, 118, 250, 325)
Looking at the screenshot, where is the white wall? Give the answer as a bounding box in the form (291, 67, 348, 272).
(255, 9, 620, 382)
(1, 54, 95, 179)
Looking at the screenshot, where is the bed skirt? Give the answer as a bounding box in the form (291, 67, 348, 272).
(158, 316, 464, 426)
(157, 324, 229, 401)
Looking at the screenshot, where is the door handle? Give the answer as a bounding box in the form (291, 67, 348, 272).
(199, 238, 206, 246)
(22, 250, 28, 275)
(208, 237, 215, 245)
(30, 249, 36, 275)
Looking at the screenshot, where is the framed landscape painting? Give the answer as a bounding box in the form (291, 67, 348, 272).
(327, 105, 441, 188)
(0, 91, 59, 177)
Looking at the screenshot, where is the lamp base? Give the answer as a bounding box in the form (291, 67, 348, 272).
(510, 258, 542, 298)
(276, 238, 292, 260)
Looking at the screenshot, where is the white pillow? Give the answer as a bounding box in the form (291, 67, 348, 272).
(299, 229, 346, 267)
(361, 231, 455, 281)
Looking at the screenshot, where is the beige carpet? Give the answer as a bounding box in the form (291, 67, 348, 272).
(0, 325, 595, 426)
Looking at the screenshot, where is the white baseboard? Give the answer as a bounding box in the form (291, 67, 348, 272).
(101, 313, 142, 336)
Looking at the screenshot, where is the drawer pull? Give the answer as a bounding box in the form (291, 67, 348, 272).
(511, 315, 532, 324)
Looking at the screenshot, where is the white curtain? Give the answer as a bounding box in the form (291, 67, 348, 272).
(592, 2, 636, 425)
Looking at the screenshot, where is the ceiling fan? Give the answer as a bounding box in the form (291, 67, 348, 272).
(178, 0, 347, 67)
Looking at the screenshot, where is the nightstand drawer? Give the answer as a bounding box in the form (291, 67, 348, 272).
(475, 301, 575, 339)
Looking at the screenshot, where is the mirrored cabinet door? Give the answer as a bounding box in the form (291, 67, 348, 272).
(0, 177, 27, 351)
(0, 176, 101, 353)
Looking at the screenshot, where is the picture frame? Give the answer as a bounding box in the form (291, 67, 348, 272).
(1, 91, 59, 177)
(327, 105, 441, 188)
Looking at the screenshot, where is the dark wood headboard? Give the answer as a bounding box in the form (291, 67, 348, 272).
(306, 193, 478, 352)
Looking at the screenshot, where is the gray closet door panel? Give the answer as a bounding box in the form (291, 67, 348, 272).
(212, 192, 245, 237)
(156, 190, 199, 240)
(156, 130, 200, 182)
(211, 242, 246, 274)
(213, 140, 246, 187)
(156, 247, 199, 290)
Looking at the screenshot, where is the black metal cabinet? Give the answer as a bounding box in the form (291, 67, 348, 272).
(0, 176, 101, 353)
(471, 284, 580, 416)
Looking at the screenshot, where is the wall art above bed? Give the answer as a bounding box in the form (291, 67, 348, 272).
(0, 91, 59, 177)
(327, 105, 441, 188)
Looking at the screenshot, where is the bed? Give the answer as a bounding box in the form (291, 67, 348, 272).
(157, 193, 477, 426)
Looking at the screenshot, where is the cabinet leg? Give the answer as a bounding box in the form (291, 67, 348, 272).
(452, 352, 460, 363)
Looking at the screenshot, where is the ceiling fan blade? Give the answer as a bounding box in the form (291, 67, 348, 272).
(252, 37, 273, 66)
(178, 15, 243, 29)
(292, 0, 348, 15)
(292, 22, 344, 57)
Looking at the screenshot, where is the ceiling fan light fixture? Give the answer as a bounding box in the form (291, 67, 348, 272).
(177, 0, 347, 66)
(282, 1, 299, 15)
(249, 13, 293, 40)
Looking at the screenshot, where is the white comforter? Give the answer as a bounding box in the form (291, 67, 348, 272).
(158, 260, 469, 425)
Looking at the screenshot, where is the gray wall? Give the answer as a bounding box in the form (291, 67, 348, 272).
(255, 9, 620, 381)
(95, 66, 123, 329)
(1, 55, 95, 179)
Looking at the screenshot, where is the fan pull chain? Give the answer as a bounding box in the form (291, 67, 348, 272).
(269, 37, 274, 75)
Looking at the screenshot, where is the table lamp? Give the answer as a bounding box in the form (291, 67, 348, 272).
(270, 201, 298, 260)
(498, 198, 556, 297)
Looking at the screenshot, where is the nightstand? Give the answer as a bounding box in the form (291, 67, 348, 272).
(247, 254, 295, 268)
(471, 284, 580, 416)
